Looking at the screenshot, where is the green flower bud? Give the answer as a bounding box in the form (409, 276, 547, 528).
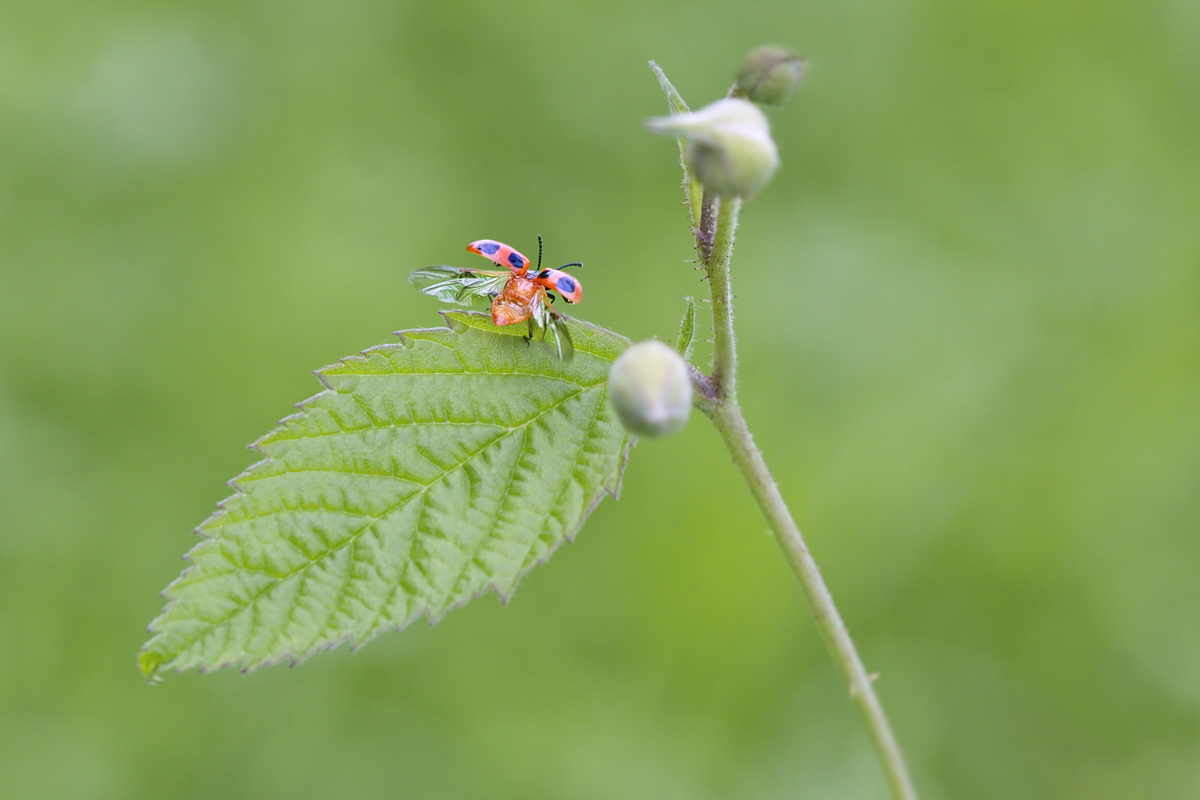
(735, 46, 805, 106)
(646, 98, 779, 198)
(607, 340, 693, 438)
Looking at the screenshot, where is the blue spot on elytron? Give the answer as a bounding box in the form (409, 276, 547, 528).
(508, 252, 526, 268)
(477, 241, 500, 255)
(556, 276, 577, 294)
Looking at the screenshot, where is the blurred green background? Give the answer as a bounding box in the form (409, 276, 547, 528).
(2, 0, 1198, 797)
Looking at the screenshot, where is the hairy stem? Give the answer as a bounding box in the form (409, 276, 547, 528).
(706, 196, 741, 397)
(699, 196, 917, 800)
(696, 193, 716, 260)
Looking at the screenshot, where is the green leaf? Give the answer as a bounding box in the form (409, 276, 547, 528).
(140, 311, 633, 679)
(674, 296, 697, 360)
(649, 60, 704, 231)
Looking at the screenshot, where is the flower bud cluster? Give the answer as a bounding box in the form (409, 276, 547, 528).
(645, 46, 803, 198)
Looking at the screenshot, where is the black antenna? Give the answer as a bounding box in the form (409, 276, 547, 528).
(535, 235, 583, 271)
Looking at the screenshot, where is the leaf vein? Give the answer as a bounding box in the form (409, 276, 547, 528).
(514, 388, 609, 574)
(172, 385, 591, 664)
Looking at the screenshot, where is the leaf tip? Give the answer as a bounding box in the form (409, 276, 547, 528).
(138, 648, 165, 682)
(675, 296, 698, 360)
(438, 310, 471, 333)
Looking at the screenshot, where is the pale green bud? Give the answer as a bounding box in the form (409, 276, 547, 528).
(735, 46, 805, 106)
(646, 98, 779, 197)
(607, 340, 693, 438)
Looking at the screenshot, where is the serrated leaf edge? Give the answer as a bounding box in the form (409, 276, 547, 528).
(140, 311, 632, 678)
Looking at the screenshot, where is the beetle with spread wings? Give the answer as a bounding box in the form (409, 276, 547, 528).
(409, 237, 583, 361)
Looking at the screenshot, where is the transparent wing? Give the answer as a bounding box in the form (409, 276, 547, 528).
(529, 294, 574, 362)
(408, 267, 509, 306)
(547, 314, 575, 362)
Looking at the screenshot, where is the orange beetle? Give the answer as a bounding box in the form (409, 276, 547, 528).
(409, 236, 583, 360)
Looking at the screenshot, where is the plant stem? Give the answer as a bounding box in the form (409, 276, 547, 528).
(706, 196, 741, 397)
(699, 195, 917, 800)
(707, 401, 916, 799)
